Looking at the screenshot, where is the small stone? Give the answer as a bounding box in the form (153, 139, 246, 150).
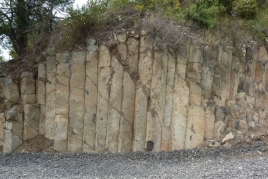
(134, 34, 139, 38)
(222, 132, 234, 143)
(117, 33, 127, 43)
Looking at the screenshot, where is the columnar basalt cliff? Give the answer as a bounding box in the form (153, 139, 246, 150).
(1, 30, 268, 153)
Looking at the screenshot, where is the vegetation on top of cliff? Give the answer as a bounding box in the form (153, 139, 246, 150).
(0, 0, 74, 58)
(1, 0, 268, 62)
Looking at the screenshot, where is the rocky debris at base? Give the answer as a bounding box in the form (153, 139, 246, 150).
(0, 142, 267, 179)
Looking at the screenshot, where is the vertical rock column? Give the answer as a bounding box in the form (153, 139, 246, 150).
(185, 105, 206, 149)
(83, 39, 98, 153)
(133, 84, 147, 151)
(20, 71, 39, 140)
(106, 57, 123, 153)
(145, 50, 167, 152)
(45, 57, 56, 139)
(133, 32, 152, 152)
(68, 51, 86, 152)
(37, 63, 46, 135)
(221, 48, 233, 103)
(96, 46, 111, 152)
(3, 105, 23, 152)
(201, 46, 214, 99)
(169, 44, 189, 151)
(229, 57, 241, 100)
(54, 53, 70, 152)
(20, 72, 36, 104)
(171, 77, 189, 150)
(118, 72, 135, 152)
(185, 45, 205, 149)
(187, 46, 202, 106)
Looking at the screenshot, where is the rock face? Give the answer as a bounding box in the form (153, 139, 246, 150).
(3, 105, 23, 153)
(1, 31, 268, 153)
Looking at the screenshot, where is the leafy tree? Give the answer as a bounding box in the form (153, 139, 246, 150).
(0, 0, 74, 56)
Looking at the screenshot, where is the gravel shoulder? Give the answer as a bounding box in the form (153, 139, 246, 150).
(1, 142, 268, 179)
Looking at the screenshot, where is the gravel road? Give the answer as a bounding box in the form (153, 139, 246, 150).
(1, 142, 268, 179)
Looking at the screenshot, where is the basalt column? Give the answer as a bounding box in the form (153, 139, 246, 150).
(96, 46, 111, 152)
(45, 57, 56, 140)
(68, 51, 86, 152)
(83, 39, 98, 153)
(54, 53, 70, 152)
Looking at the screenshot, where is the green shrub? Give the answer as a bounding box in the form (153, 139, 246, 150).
(233, 0, 258, 19)
(187, 0, 225, 29)
(56, 0, 109, 50)
(219, 0, 233, 14)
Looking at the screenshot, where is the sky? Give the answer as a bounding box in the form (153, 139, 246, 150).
(1, 0, 88, 60)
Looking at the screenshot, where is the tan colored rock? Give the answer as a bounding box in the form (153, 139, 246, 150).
(21, 94, 36, 104)
(118, 72, 135, 152)
(21, 72, 35, 94)
(54, 53, 70, 152)
(145, 52, 166, 152)
(185, 106, 206, 149)
(145, 111, 154, 151)
(45, 56, 56, 140)
(39, 104, 45, 135)
(214, 121, 226, 139)
(187, 63, 202, 82)
(239, 119, 248, 130)
(117, 33, 126, 43)
(96, 48, 111, 152)
(222, 132, 234, 143)
(38, 63, 46, 105)
(159, 52, 168, 151)
(171, 77, 189, 150)
(176, 43, 189, 78)
(127, 37, 139, 74)
(106, 57, 123, 153)
(133, 85, 147, 152)
(68, 51, 86, 152)
(83, 44, 98, 153)
(1, 76, 19, 105)
(164, 53, 176, 129)
(3, 105, 23, 153)
(205, 108, 215, 140)
(24, 104, 39, 140)
(0, 113, 4, 147)
(99, 46, 110, 68)
(189, 81, 202, 106)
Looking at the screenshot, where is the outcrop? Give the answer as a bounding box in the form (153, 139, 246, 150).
(1, 30, 268, 153)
